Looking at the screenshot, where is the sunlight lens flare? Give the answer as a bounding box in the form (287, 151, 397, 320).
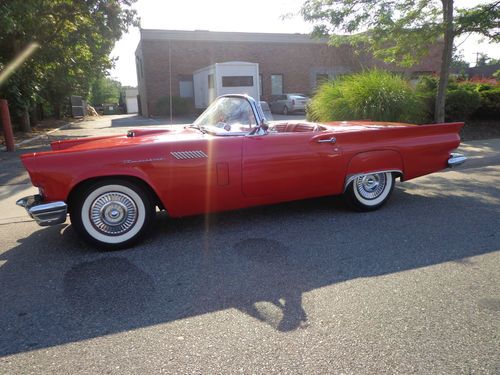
(0, 42, 40, 86)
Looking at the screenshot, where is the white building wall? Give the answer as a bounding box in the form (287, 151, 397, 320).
(194, 62, 259, 109)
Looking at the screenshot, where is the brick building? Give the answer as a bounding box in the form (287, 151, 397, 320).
(135, 29, 443, 116)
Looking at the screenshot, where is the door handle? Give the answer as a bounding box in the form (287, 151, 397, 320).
(317, 137, 336, 144)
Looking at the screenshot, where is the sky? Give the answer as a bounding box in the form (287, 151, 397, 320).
(110, 0, 500, 86)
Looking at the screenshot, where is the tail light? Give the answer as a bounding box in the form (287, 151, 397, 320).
(292, 99, 295, 105)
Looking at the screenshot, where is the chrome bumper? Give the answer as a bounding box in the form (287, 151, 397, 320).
(16, 195, 67, 226)
(448, 153, 467, 168)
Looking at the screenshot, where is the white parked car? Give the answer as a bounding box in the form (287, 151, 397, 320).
(269, 93, 310, 115)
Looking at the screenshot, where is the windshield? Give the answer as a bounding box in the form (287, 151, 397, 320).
(193, 97, 257, 135)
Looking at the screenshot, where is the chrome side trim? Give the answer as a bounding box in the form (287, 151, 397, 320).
(16, 195, 67, 226)
(448, 153, 467, 167)
(344, 170, 402, 192)
(170, 150, 208, 160)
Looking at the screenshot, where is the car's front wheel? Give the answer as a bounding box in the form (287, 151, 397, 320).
(70, 179, 155, 250)
(345, 172, 395, 211)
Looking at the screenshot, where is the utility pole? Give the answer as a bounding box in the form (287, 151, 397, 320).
(475, 52, 481, 66)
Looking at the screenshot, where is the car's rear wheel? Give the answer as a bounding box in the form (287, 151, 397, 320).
(345, 172, 395, 211)
(70, 179, 155, 250)
(283, 105, 289, 115)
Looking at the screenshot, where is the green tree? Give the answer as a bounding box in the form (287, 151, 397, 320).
(90, 75, 122, 106)
(0, 1, 138, 126)
(300, 0, 500, 123)
(476, 53, 500, 66)
(451, 50, 469, 75)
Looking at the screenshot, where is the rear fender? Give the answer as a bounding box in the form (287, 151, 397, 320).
(344, 150, 403, 190)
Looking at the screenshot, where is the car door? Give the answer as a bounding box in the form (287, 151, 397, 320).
(242, 130, 345, 200)
(157, 134, 245, 217)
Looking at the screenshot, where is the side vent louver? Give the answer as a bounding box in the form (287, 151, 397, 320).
(170, 151, 208, 160)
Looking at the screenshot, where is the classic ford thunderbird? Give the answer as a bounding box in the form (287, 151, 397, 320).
(17, 95, 466, 249)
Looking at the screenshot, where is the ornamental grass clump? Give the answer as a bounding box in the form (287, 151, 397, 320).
(307, 70, 425, 123)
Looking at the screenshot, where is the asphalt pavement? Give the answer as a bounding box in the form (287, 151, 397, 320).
(0, 115, 499, 374)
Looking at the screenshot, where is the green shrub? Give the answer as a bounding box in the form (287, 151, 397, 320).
(416, 75, 438, 93)
(417, 91, 435, 123)
(307, 70, 425, 123)
(155, 96, 194, 116)
(476, 88, 500, 119)
(475, 83, 495, 92)
(445, 88, 481, 121)
(458, 82, 480, 92)
(415, 76, 497, 121)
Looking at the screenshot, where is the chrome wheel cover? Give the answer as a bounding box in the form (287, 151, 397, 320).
(355, 173, 387, 200)
(89, 192, 138, 235)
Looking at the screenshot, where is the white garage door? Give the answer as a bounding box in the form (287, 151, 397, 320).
(126, 97, 138, 114)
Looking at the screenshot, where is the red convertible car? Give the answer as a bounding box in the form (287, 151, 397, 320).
(17, 95, 466, 249)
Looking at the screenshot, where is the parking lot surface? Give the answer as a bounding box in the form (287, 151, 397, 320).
(0, 115, 498, 374)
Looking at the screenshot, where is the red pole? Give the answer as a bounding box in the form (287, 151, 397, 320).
(0, 99, 15, 151)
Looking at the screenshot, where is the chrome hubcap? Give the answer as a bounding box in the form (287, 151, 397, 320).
(355, 173, 387, 199)
(90, 192, 137, 235)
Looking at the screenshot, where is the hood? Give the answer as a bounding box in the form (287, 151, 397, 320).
(50, 126, 203, 152)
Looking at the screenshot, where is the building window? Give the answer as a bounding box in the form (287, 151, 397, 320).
(208, 74, 214, 89)
(271, 74, 283, 95)
(179, 74, 194, 98)
(222, 76, 254, 87)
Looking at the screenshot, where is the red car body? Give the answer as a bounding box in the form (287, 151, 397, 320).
(21, 120, 463, 217)
(17, 95, 466, 249)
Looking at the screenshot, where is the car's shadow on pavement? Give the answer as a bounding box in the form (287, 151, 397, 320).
(0, 173, 498, 356)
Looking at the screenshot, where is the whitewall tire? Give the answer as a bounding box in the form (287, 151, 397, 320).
(345, 172, 395, 211)
(70, 180, 155, 250)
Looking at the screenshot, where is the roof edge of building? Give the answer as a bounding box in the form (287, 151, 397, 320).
(140, 28, 329, 44)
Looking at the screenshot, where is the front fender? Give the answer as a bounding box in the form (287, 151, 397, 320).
(69, 167, 162, 200)
(26, 148, 169, 211)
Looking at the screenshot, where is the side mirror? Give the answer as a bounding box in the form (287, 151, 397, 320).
(260, 121, 269, 132)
